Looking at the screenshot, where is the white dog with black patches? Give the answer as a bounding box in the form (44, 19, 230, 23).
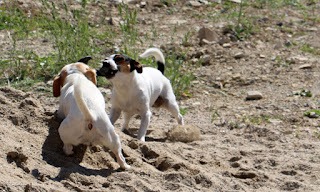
(97, 48, 184, 142)
(53, 57, 130, 169)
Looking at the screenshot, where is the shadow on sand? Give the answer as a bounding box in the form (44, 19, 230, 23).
(40, 114, 119, 181)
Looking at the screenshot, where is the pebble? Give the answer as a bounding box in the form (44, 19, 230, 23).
(234, 52, 245, 59)
(222, 43, 231, 48)
(298, 64, 312, 69)
(200, 55, 211, 65)
(186, 1, 202, 7)
(246, 91, 263, 100)
(192, 101, 201, 107)
(198, 27, 218, 42)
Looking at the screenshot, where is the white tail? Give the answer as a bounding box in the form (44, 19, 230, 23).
(140, 48, 165, 65)
(74, 80, 94, 122)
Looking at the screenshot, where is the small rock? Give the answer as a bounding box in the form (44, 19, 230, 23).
(287, 56, 309, 64)
(199, 0, 209, 4)
(222, 43, 231, 48)
(186, 1, 202, 7)
(200, 55, 211, 65)
(108, 17, 120, 26)
(200, 38, 215, 46)
(246, 91, 263, 100)
(269, 119, 282, 125)
(198, 27, 218, 43)
(219, 36, 231, 45)
(192, 101, 201, 107)
(234, 52, 245, 59)
(298, 64, 312, 69)
(308, 112, 319, 118)
(140, 1, 147, 8)
(228, 0, 241, 3)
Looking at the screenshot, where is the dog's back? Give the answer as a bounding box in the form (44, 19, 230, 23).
(59, 73, 105, 120)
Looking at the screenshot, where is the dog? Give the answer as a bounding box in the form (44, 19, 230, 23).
(52, 57, 130, 169)
(96, 48, 184, 142)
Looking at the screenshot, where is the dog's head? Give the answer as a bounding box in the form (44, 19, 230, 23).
(53, 58, 97, 97)
(96, 54, 143, 79)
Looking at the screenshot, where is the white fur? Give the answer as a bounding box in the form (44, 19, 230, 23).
(57, 71, 130, 169)
(109, 48, 184, 142)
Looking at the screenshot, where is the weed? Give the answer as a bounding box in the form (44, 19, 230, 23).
(0, 0, 195, 99)
(163, 52, 195, 98)
(118, 3, 141, 56)
(211, 110, 219, 123)
(180, 107, 189, 116)
(294, 90, 312, 97)
(300, 44, 319, 55)
(161, 0, 177, 6)
(182, 31, 191, 46)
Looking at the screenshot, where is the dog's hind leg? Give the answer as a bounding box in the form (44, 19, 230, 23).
(58, 119, 76, 155)
(110, 108, 122, 125)
(165, 101, 184, 125)
(137, 110, 152, 142)
(122, 112, 132, 132)
(100, 126, 130, 169)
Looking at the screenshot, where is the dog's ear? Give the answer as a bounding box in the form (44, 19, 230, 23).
(78, 56, 92, 64)
(53, 76, 61, 97)
(130, 60, 143, 73)
(85, 69, 97, 85)
(114, 55, 125, 64)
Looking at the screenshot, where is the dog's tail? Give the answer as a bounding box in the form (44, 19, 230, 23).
(139, 48, 165, 74)
(74, 80, 94, 122)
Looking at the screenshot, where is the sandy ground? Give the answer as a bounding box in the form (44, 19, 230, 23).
(1, 0, 320, 191)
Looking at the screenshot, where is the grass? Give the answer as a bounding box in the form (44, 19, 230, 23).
(0, 1, 196, 99)
(300, 44, 319, 55)
(0, 0, 318, 97)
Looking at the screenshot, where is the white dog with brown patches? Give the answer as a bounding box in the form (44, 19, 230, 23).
(97, 48, 184, 142)
(53, 57, 130, 169)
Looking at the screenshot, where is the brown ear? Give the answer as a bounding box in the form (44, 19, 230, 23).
(85, 69, 97, 86)
(131, 60, 143, 73)
(53, 76, 61, 97)
(114, 55, 125, 63)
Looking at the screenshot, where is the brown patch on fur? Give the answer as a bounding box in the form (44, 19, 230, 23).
(114, 55, 131, 73)
(52, 67, 68, 97)
(74, 63, 97, 85)
(53, 76, 61, 97)
(153, 96, 165, 108)
(52, 63, 97, 97)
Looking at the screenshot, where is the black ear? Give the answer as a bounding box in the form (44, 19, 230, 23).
(78, 56, 92, 64)
(130, 60, 143, 73)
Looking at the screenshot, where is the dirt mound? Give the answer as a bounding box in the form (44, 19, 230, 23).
(1, 84, 319, 191)
(0, 86, 219, 191)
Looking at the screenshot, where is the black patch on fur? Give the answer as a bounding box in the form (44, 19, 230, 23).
(157, 61, 165, 74)
(77, 56, 92, 64)
(96, 60, 118, 79)
(130, 60, 143, 73)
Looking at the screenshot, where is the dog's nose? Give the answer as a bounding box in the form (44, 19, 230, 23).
(111, 69, 118, 75)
